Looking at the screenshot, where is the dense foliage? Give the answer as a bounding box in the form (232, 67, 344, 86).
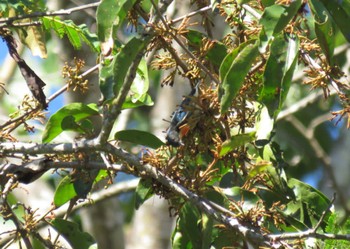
(1, 0, 350, 248)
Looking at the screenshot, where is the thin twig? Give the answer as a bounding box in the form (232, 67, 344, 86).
(170, 5, 212, 24)
(150, 0, 219, 84)
(277, 91, 323, 121)
(312, 193, 336, 233)
(7, 21, 42, 27)
(2, 140, 350, 246)
(286, 115, 350, 215)
(96, 48, 146, 144)
(0, 177, 139, 247)
(0, 1, 101, 27)
(0, 64, 99, 131)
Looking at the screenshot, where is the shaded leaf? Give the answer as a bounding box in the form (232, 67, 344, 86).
(134, 178, 154, 210)
(112, 37, 148, 95)
(219, 42, 259, 113)
(51, 218, 95, 249)
(178, 203, 202, 248)
(186, 29, 227, 68)
(259, 0, 302, 50)
(73, 169, 99, 198)
(42, 103, 99, 143)
(97, 0, 137, 54)
(220, 132, 256, 157)
(114, 129, 164, 149)
(260, 33, 299, 118)
(222, 186, 260, 212)
(284, 178, 331, 229)
(53, 170, 99, 207)
(172, 218, 191, 249)
(318, 0, 350, 43)
(309, 0, 336, 65)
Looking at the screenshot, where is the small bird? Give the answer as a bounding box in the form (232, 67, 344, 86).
(165, 83, 199, 147)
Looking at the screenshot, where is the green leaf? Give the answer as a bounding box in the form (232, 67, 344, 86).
(54, 175, 76, 207)
(122, 93, 154, 109)
(318, 0, 350, 43)
(114, 130, 165, 149)
(42, 103, 99, 143)
(53, 170, 98, 207)
(61, 116, 82, 132)
(99, 37, 149, 101)
(285, 178, 331, 229)
(259, 0, 302, 50)
(120, 59, 154, 108)
(185, 29, 227, 68)
(254, 102, 274, 140)
(172, 218, 191, 249)
(201, 214, 214, 249)
(113, 37, 148, 95)
(325, 214, 350, 248)
(134, 178, 154, 210)
(73, 170, 99, 198)
(219, 42, 259, 113)
(51, 218, 95, 249)
(204, 188, 230, 209)
(220, 132, 256, 157)
(309, 0, 336, 65)
(42, 17, 99, 51)
(221, 186, 260, 212)
(131, 59, 150, 101)
(259, 33, 299, 118)
(178, 203, 202, 248)
(97, 0, 137, 53)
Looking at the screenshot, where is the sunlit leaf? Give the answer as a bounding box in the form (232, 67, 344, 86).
(42, 17, 99, 51)
(99, 37, 149, 101)
(219, 42, 259, 113)
(114, 130, 164, 149)
(42, 103, 99, 143)
(121, 93, 154, 109)
(54, 175, 76, 207)
(97, 0, 137, 54)
(254, 102, 274, 140)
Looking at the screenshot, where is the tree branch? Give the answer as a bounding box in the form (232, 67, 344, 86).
(0, 64, 99, 132)
(0, 177, 139, 247)
(0, 1, 101, 27)
(286, 115, 350, 216)
(2, 140, 350, 246)
(150, 0, 219, 84)
(96, 49, 146, 144)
